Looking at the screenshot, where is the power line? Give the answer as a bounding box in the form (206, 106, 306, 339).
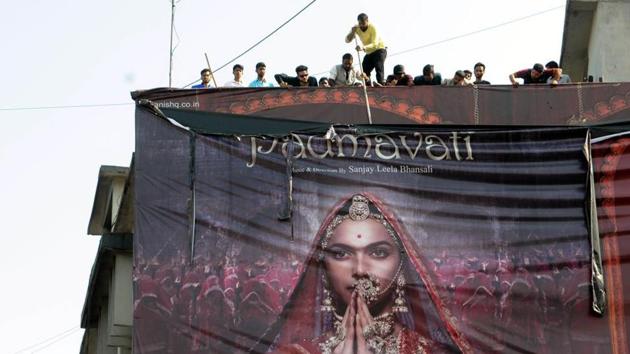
(213, 0, 317, 72)
(183, 0, 318, 88)
(313, 5, 564, 76)
(30, 328, 82, 353)
(12, 326, 80, 354)
(0, 102, 133, 112)
(389, 5, 564, 58)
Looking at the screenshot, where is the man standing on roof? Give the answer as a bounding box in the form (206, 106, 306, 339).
(509, 63, 561, 87)
(192, 68, 214, 89)
(345, 13, 387, 86)
(473, 62, 491, 85)
(545, 61, 571, 83)
(249, 62, 275, 87)
(414, 64, 442, 85)
(443, 70, 467, 86)
(319, 77, 331, 87)
(328, 53, 363, 87)
(224, 64, 246, 87)
(386, 65, 414, 86)
(274, 65, 318, 87)
(463, 70, 473, 85)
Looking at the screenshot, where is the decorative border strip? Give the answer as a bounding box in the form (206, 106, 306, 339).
(567, 91, 630, 124)
(222, 89, 444, 124)
(597, 137, 630, 354)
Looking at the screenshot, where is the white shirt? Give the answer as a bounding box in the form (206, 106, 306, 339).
(329, 64, 363, 86)
(224, 80, 245, 87)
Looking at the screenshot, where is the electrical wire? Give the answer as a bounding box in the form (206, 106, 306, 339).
(183, 0, 318, 88)
(12, 326, 80, 354)
(213, 0, 317, 72)
(0, 103, 133, 111)
(30, 327, 82, 353)
(389, 5, 563, 58)
(313, 5, 564, 77)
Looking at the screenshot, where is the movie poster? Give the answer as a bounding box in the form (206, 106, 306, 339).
(134, 107, 610, 353)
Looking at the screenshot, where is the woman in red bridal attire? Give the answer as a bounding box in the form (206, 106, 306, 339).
(251, 193, 471, 354)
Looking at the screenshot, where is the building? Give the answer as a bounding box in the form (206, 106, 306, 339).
(78, 4, 630, 348)
(81, 165, 134, 354)
(561, 0, 630, 82)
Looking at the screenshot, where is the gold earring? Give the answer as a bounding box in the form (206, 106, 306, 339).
(392, 274, 408, 313)
(321, 276, 335, 313)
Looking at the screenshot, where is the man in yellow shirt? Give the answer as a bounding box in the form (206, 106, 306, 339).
(345, 13, 387, 86)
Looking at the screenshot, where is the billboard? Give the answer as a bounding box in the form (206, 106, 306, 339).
(133, 105, 620, 353)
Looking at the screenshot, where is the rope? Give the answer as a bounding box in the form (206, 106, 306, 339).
(577, 82, 585, 122)
(473, 84, 480, 125)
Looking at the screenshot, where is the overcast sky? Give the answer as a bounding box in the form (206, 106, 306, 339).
(0, 0, 565, 352)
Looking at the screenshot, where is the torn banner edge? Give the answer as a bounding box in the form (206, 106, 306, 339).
(136, 100, 199, 262)
(585, 129, 607, 315)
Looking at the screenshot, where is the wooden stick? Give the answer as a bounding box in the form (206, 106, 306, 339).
(354, 36, 373, 124)
(204, 53, 218, 88)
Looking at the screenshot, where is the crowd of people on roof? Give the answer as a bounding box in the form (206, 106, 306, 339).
(192, 13, 573, 90)
(133, 229, 597, 353)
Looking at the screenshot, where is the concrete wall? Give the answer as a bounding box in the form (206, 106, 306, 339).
(84, 253, 132, 354)
(561, 0, 597, 81)
(97, 303, 118, 354)
(110, 254, 133, 325)
(107, 254, 132, 348)
(587, 1, 630, 82)
(83, 328, 98, 354)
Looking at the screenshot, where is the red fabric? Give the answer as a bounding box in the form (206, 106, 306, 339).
(194, 275, 235, 352)
(134, 278, 171, 353)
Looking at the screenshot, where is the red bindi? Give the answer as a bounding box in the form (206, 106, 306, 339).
(357, 234, 362, 239)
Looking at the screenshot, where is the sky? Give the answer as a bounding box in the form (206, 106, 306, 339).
(0, 0, 566, 352)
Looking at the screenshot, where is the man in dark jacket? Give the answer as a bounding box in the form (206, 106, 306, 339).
(386, 64, 414, 86)
(414, 64, 442, 85)
(275, 65, 318, 87)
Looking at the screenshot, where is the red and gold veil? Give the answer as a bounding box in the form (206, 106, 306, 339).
(251, 193, 471, 354)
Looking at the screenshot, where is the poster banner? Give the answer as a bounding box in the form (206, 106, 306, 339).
(132, 82, 630, 126)
(134, 108, 613, 353)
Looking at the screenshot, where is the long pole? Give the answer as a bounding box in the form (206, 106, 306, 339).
(204, 53, 219, 88)
(168, 0, 175, 87)
(354, 36, 373, 125)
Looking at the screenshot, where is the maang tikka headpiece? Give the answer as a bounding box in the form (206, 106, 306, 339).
(348, 195, 370, 221)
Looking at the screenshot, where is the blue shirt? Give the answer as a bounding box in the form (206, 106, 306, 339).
(248, 78, 275, 88)
(192, 83, 212, 89)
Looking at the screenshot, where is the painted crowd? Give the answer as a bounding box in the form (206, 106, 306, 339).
(133, 229, 600, 353)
